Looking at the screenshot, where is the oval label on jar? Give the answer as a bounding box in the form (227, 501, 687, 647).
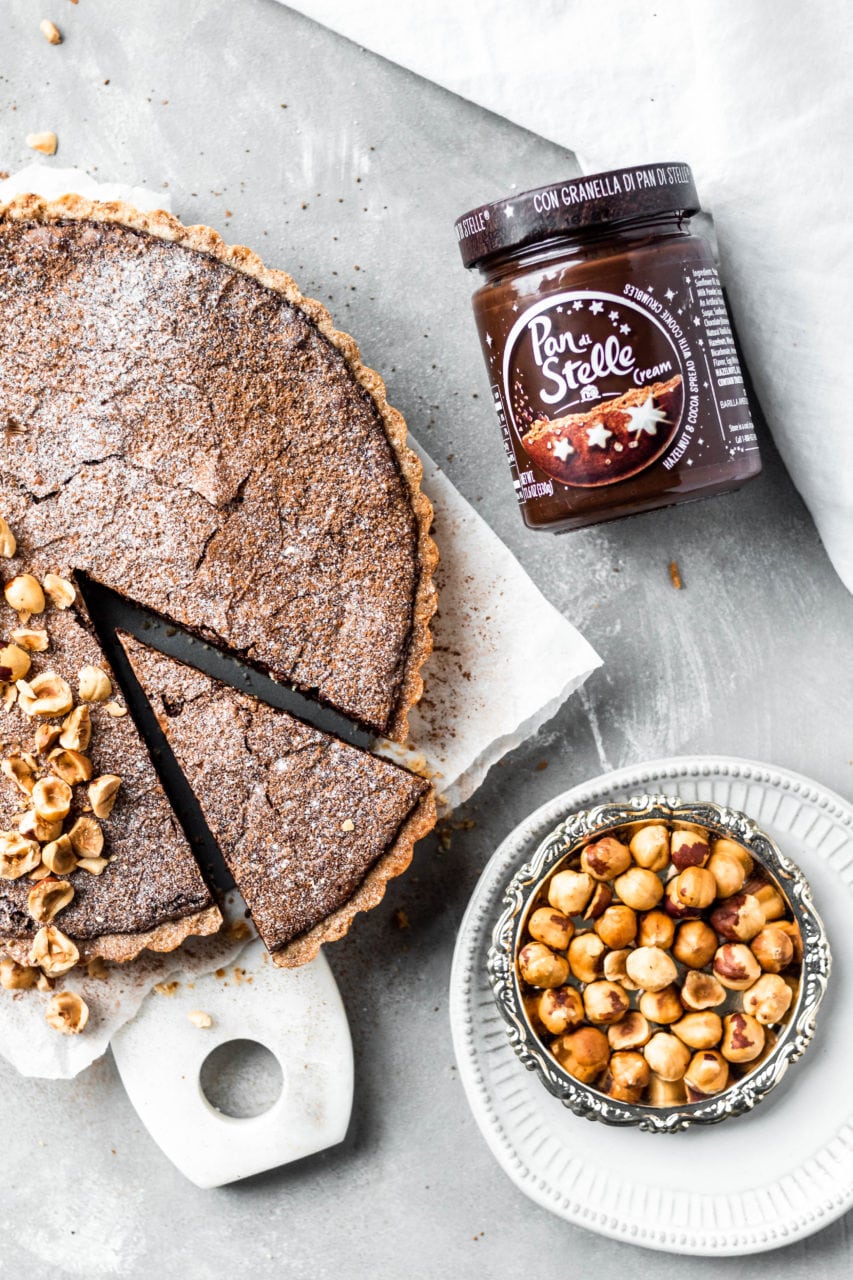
(502, 290, 685, 488)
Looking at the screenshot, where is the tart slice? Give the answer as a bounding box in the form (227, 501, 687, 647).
(0, 609, 220, 966)
(119, 636, 436, 968)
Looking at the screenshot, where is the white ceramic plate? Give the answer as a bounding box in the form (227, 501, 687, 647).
(449, 756, 853, 1256)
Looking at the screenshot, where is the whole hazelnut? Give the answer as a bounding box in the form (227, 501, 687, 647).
(518, 942, 569, 989)
(0, 643, 31, 683)
(743, 973, 794, 1025)
(672, 1011, 723, 1050)
(647, 1073, 687, 1107)
(663, 878, 701, 920)
(711, 893, 765, 942)
(639, 984, 683, 1025)
(750, 925, 795, 973)
(4, 574, 45, 616)
(629, 823, 670, 871)
(670, 828, 710, 871)
(644, 1032, 691, 1082)
(712, 837, 753, 876)
(603, 948, 639, 989)
(595, 904, 637, 949)
(721, 1011, 766, 1064)
(583, 980, 631, 1025)
(608, 1011, 651, 1052)
(551, 1025, 610, 1084)
(684, 1050, 730, 1099)
(607, 1050, 651, 1103)
(583, 882, 613, 920)
(673, 866, 716, 910)
(580, 836, 631, 882)
(567, 932, 606, 984)
(750, 881, 787, 923)
(680, 969, 726, 1010)
(713, 943, 762, 991)
(528, 907, 574, 951)
(672, 920, 718, 969)
(548, 868, 594, 917)
(637, 909, 675, 950)
(624, 945, 678, 992)
(537, 985, 585, 1036)
(614, 866, 664, 912)
(707, 851, 746, 898)
(774, 920, 803, 965)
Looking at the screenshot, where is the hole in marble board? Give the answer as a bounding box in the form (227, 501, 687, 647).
(199, 1039, 284, 1119)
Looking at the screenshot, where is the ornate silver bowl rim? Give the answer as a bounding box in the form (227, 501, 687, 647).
(487, 794, 832, 1133)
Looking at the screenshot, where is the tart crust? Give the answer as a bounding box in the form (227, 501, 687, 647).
(0, 903, 223, 967)
(0, 193, 437, 744)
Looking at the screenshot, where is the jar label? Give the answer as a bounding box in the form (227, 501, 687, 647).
(488, 263, 757, 503)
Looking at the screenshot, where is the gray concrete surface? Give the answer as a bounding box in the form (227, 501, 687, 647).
(2, 1, 853, 1276)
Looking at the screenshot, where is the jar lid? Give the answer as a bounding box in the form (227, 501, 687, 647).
(455, 162, 700, 268)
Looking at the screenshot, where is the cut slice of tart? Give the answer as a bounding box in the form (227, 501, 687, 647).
(0, 608, 220, 966)
(119, 635, 436, 968)
(0, 195, 436, 741)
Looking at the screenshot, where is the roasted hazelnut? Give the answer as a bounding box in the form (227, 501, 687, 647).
(0, 642, 31, 683)
(629, 823, 669, 871)
(583, 980, 630, 1025)
(4, 574, 45, 616)
(603, 948, 639, 989)
(672, 920, 718, 969)
(0, 830, 41, 880)
(583, 881, 613, 920)
(548, 868, 594, 916)
(523, 992, 545, 1033)
(77, 856, 109, 875)
(638, 984, 683, 1025)
(528, 907, 574, 951)
(614, 866, 663, 912)
(711, 893, 765, 942)
(0, 516, 17, 558)
(743, 973, 794, 1025)
(34, 723, 62, 755)
(713, 943, 762, 990)
(774, 920, 803, 964)
(518, 942, 569, 988)
(1, 754, 35, 796)
(637, 909, 675, 950)
(16, 671, 74, 717)
(29, 924, 79, 976)
(88, 774, 121, 820)
(663, 878, 701, 920)
(707, 851, 746, 898)
(647, 1073, 687, 1106)
(672, 1011, 723, 1050)
(594, 904, 637, 949)
(607, 1050, 650, 1103)
(32, 776, 73, 823)
(750, 924, 795, 973)
(624, 945, 678, 992)
(607, 1011, 651, 1052)
(27, 877, 74, 924)
(42, 574, 75, 610)
(580, 836, 631, 882)
(59, 705, 92, 752)
(673, 866, 716, 910)
(16, 809, 61, 843)
(721, 1011, 765, 1064)
(0, 956, 37, 990)
(48, 747, 94, 786)
(750, 881, 787, 923)
(41, 835, 77, 876)
(684, 1050, 730, 1099)
(67, 815, 104, 859)
(77, 664, 112, 703)
(551, 1025, 610, 1083)
(644, 1032, 691, 1082)
(712, 838, 753, 876)
(680, 969, 726, 1011)
(567, 932, 606, 984)
(45, 990, 89, 1035)
(537, 985, 584, 1036)
(670, 828, 710, 871)
(12, 627, 49, 652)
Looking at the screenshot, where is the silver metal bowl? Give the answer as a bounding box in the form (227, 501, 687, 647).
(487, 794, 832, 1133)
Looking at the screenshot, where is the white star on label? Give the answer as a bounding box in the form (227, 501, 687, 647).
(619, 323, 630, 335)
(573, 299, 584, 310)
(623, 396, 668, 437)
(665, 288, 676, 302)
(589, 300, 604, 315)
(693, 316, 701, 326)
(646, 285, 655, 292)
(505, 204, 514, 217)
(609, 311, 619, 323)
(552, 437, 575, 462)
(586, 422, 613, 449)
(486, 333, 493, 347)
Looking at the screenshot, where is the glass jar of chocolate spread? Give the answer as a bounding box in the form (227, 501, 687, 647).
(456, 162, 760, 531)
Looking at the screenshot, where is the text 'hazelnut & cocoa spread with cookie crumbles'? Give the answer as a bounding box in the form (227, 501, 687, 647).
(456, 162, 761, 532)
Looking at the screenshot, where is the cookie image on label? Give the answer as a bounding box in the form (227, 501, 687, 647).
(522, 374, 683, 488)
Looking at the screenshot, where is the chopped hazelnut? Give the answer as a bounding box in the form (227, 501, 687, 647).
(1, 753, 35, 796)
(41, 834, 77, 876)
(638, 984, 683, 1025)
(711, 893, 765, 942)
(750, 924, 795, 973)
(673, 865, 716, 910)
(607, 1050, 650, 1103)
(340, 818, 355, 832)
(537, 985, 584, 1036)
(4, 574, 45, 616)
(17, 671, 73, 717)
(528, 907, 574, 951)
(594, 904, 637, 949)
(0, 830, 41, 879)
(105, 701, 127, 718)
(34, 723, 62, 755)
(77, 665, 112, 702)
(628, 823, 669, 871)
(721, 1011, 765, 1063)
(29, 924, 79, 976)
(0, 516, 17, 558)
(644, 1032, 691, 1082)
(45, 991, 89, 1035)
(12, 628, 49, 652)
(31, 776, 72, 823)
(637, 909, 675, 950)
(684, 1050, 729, 1099)
(713, 942, 762, 990)
(67, 815, 104, 858)
(567, 932, 606, 984)
(0, 643, 31, 683)
(16, 809, 61, 843)
(39, 19, 63, 44)
(672, 920, 717, 969)
(607, 1011, 651, 1052)
(624, 945, 678, 992)
(88, 773, 121, 819)
(27, 877, 74, 923)
(551, 1025, 610, 1083)
(188, 1010, 213, 1029)
(59, 705, 92, 752)
(76, 856, 109, 875)
(614, 866, 664, 912)
(547, 868, 594, 916)
(706, 851, 746, 898)
(670, 828, 710, 871)
(583, 980, 630, 1025)
(580, 836, 631, 881)
(0, 956, 37, 989)
(680, 970, 726, 1011)
(672, 1011, 723, 1050)
(26, 132, 58, 156)
(42, 574, 75, 609)
(518, 941, 569, 988)
(48, 747, 94, 786)
(743, 973, 794, 1025)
